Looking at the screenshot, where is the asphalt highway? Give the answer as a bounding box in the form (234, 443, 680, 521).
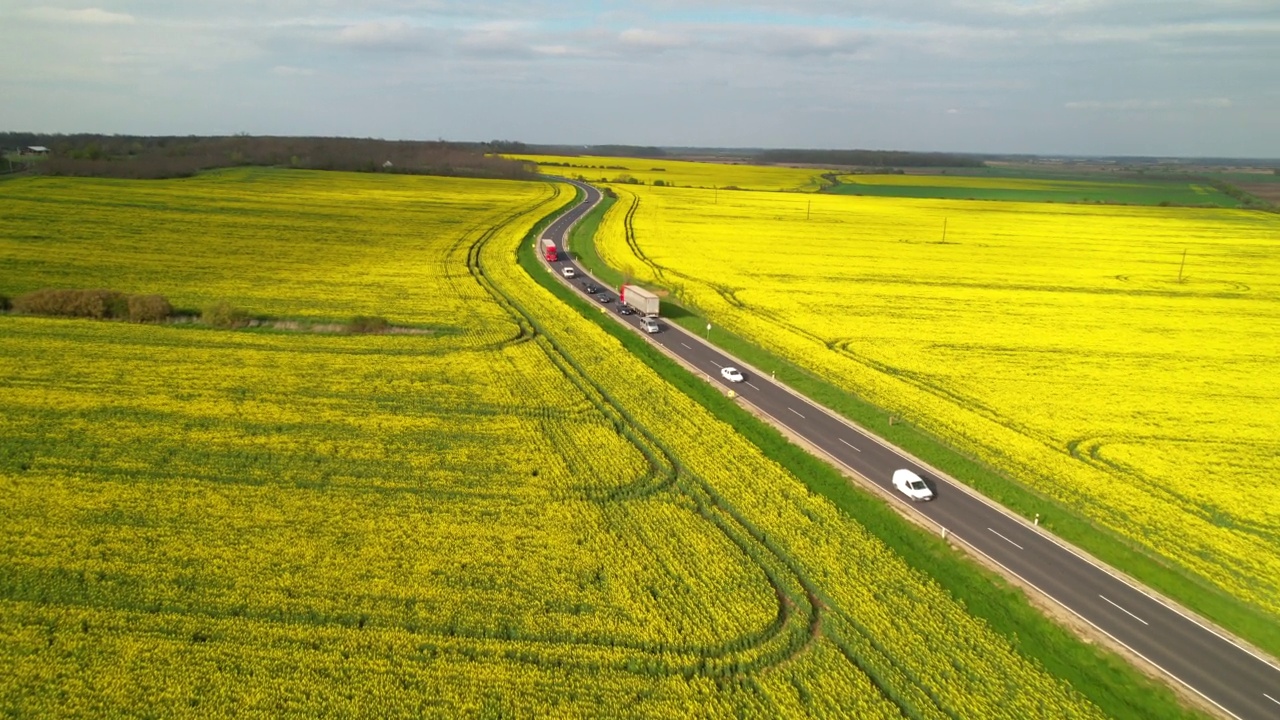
(539, 178, 1280, 720)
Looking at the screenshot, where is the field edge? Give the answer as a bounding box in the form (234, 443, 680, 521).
(526, 186, 1207, 720)
(565, 189, 1280, 666)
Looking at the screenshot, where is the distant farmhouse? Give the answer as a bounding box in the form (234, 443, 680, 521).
(20, 146, 49, 155)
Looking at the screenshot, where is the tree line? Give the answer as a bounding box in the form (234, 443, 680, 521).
(756, 148, 985, 168)
(0, 133, 536, 180)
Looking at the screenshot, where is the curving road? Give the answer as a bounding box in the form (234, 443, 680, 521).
(538, 178, 1280, 720)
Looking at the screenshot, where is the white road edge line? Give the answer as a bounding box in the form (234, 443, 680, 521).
(1099, 595, 1150, 626)
(838, 438, 861, 452)
(987, 527, 1024, 550)
(950, 537, 1243, 720)
(746, 382, 760, 390)
(558, 182, 1280, 701)
(788, 407, 806, 419)
(726, 317, 1280, 676)
(1264, 692, 1279, 706)
(716, 393, 1246, 720)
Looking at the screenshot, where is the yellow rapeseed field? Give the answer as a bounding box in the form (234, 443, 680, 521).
(506, 153, 828, 191)
(595, 184, 1280, 618)
(0, 169, 1108, 717)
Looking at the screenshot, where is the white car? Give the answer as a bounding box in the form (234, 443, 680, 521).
(562, 267, 577, 279)
(720, 367, 745, 383)
(892, 469, 934, 501)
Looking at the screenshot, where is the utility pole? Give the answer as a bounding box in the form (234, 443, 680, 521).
(714, 187, 718, 205)
(1177, 248, 1188, 282)
(806, 199, 811, 220)
(942, 218, 948, 243)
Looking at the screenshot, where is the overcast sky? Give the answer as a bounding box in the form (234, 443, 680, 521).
(2, 1, 1278, 157)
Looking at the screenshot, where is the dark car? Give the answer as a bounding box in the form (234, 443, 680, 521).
(618, 305, 635, 315)
(583, 283, 601, 294)
(596, 293, 611, 303)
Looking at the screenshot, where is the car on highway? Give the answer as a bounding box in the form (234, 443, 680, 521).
(892, 469, 934, 501)
(618, 305, 635, 315)
(562, 267, 576, 279)
(583, 283, 601, 294)
(639, 317, 660, 333)
(720, 367, 745, 383)
(596, 293, 611, 303)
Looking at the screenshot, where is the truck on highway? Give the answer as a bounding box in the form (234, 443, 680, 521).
(620, 284, 659, 317)
(541, 239, 559, 262)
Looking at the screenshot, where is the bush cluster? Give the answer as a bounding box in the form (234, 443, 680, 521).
(127, 294, 175, 322)
(348, 316, 389, 334)
(201, 300, 250, 328)
(11, 289, 174, 322)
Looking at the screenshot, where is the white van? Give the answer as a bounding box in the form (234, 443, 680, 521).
(892, 469, 934, 501)
(639, 317, 660, 334)
(562, 267, 577, 279)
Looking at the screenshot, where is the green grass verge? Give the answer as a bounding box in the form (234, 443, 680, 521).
(824, 179, 1239, 207)
(523, 189, 1206, 720)
(565, 192, 1280, 667)
(566, 193, 622, 285)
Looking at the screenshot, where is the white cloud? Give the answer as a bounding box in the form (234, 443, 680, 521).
(3, 0, 1278, 155)
(26, 7, 136, 25)
(966, 0, 1114, 19)
(457, 22, 534, 55)
(531, 45, 588, 57)
(1065, 98, 1173, 111)
(1065, 97, 1237, 112)
(618, 28, 688, 50)
(272, 65, 314, 77)
(751, 27, 870, 58)
(333, 20, 423, 50)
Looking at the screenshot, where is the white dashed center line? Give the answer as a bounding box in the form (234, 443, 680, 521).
(987, 527, 1024, 550)
(788, 407, 806, 419)
(1264, 693, 1279, 707)
(745, 382, 760, 390)
(710, 360, 723, 369)
(1099, 595, 1149, 626)
(839, 438, 861, 452)
(681, 342, 693, 350)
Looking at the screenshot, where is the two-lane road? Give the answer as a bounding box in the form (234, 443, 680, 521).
(540, 178, 1280, 720)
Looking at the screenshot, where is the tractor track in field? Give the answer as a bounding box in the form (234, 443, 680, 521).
(556, 179, 1280, 720)
(428, 182, 830, 682)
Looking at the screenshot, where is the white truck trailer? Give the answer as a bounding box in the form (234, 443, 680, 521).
(619, 284, 660, 317)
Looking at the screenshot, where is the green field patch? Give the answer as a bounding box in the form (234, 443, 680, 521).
(828, 173, 1241, 207)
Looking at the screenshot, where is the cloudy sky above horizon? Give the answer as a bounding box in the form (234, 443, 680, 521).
(2, 1, 1278, 157)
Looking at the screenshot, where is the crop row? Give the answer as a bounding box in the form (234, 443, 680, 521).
(0, 170, 1105, 717)
(593, 183, 1280, 618)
